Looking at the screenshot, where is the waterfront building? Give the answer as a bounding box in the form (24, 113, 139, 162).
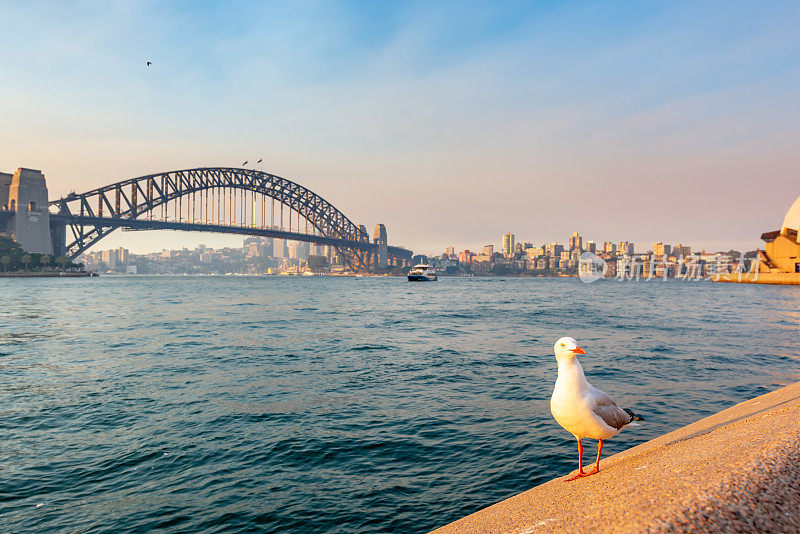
(758, 196, 800, 274)
(458, 250, 475, 264)
(585, 241, 596, 253)
(482, 244, 494, 256)
(502, 233, 515, 255)
(618, 241, 634, 256)
(446, 246, 455, 257)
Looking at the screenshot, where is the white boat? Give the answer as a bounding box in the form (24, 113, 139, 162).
(407, 264, 437, 282)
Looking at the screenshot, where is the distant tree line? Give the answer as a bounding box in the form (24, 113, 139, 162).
(0, 237, 83, 272)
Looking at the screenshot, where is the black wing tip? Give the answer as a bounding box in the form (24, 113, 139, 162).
(624, 408, 644, 422)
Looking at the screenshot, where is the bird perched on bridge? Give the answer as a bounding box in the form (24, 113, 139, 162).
(550, 337, 642, 481)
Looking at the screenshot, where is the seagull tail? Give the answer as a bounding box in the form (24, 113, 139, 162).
(623, 408, 644, 425)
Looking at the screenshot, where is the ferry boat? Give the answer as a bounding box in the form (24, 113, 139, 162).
(407, 264, 437, 282)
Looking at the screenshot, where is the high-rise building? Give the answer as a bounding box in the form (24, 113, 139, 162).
(502, 233, 515, 255)
(545, 243, 564, 257)
(458, 250, 475, 264)
(288, 241, 310, 260)
(526, 246, 544, 259)
(262, 238, 274, 257)
(101, 249, 118, 267)
(446, 246, 455, 257)
(652, 242, 671, 257)
(602, 242, 617, 254)
(586, 241, 597, 253)
(273, 239, 287, 258)
(618, 241, 634, 256)
(483, 244, 494, 256)
(672, 244, 691, 258)
(569, 232, 583, 251)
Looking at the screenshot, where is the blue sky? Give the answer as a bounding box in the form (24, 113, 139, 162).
(2, 1, 799, 254)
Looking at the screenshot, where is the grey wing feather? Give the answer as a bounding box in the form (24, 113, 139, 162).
(589, 388, 632, 429)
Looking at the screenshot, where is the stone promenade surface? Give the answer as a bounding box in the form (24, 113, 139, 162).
(430, 382, 800, 534)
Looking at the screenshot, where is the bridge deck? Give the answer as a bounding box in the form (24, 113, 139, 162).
(49, 214, 412, 257)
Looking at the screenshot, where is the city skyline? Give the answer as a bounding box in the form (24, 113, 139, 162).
(2, 2, 799, 255)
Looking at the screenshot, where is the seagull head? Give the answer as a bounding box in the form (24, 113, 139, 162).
(554, 336, 585, 362)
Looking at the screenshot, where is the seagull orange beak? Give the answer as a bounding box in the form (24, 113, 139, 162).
(570, 347, 585, 354)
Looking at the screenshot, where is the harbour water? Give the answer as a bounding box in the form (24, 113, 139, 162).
(2, 276, 799, 533)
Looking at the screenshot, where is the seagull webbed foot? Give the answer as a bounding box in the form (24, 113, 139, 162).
(565, 467, 600, 481)
(566, 471, 586, 481)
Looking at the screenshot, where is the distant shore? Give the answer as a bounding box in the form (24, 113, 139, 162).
(0, 271, 91, 278)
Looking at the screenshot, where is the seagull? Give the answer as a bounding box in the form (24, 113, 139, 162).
(257, 158, 262, 163)
(550, 337, 642, 481)
(146, 61, 152, 66)
(243, 160, 248, 166)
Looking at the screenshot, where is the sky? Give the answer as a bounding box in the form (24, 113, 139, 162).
(1, 0, 799, 255)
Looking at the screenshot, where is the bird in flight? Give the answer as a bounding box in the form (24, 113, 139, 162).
(550, 337, 643, 481)
(243, 161, 248, 166)
(146, 61, 152, 66)
(257, 158, 262, 164)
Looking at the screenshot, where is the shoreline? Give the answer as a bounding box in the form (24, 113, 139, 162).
(430, 381, 800, 533)
(0, 271, 91, 278)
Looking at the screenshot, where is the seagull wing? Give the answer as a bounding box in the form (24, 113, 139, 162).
(589, 387, 633, 430)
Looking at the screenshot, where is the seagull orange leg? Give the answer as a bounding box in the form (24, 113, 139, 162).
(584, 439, 603, 476)
(566, 438, 585, 481)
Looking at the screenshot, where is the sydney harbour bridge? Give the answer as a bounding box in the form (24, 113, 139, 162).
(1, 166, 413, 273)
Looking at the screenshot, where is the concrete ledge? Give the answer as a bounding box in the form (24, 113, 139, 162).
(430, 382, 800, 533)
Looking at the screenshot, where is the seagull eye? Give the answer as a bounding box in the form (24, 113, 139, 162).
(560, 343, 565, 348)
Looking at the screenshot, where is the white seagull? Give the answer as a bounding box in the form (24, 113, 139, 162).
(550, 337, 642, 481)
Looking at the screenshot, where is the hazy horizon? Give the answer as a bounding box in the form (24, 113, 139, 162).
(2, 1, 799, 256)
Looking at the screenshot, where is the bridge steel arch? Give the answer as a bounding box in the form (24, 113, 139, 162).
(48, 167, 408, 272)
